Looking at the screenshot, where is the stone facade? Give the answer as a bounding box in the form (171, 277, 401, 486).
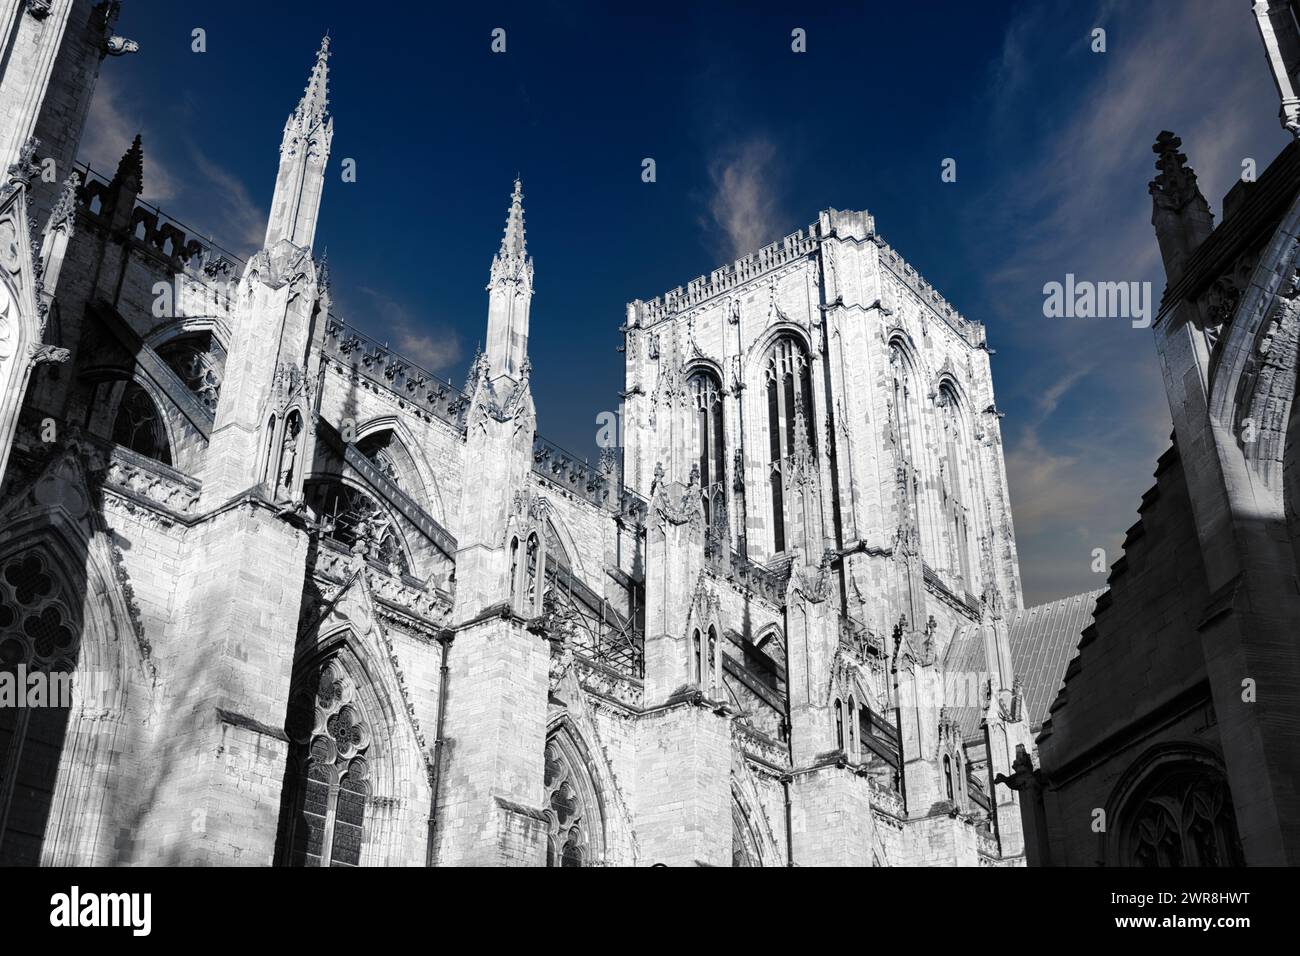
(0, 2, 1044, 867)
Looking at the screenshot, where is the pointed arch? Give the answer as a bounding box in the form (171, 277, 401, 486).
(530, 497, 582, 579)
(353, 415, 446, 521)
(276, 620, 429, 867)
(687, 366, 726, 531)
(887, 333, 943, 565)
(759, 334, 814, 555)
(110, 379, 173, 466)
(1103, 742, 1243, 867)
(685, 577, 724, 695)
(730, 761, 782, 867)
(153, 328, 227, 414)
(542, 716, 607, 867)
(0, 456, 151, 865)
(936, 379, 978, 588)
(542, 514, 573, 573)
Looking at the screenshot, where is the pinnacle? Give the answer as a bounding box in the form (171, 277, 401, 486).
(499, 176, 527, 259)
(113, 133, 144, 191)
(295, 35, 331, 128)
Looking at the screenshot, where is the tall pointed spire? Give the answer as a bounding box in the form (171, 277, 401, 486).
(293, 35, 331, 136)
(484, 177, 535, 381)
(263, 37, 334, 250)
(499, 177, 527, 258)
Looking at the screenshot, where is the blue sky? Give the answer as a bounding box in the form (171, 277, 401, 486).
(81, 0, 1287, 605)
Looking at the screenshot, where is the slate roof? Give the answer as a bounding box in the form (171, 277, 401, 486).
(946, 590, 1104, 740)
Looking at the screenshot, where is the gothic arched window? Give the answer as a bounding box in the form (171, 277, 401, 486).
(889, 340, 933, 561)
(834, 698, 844, 749)
(111, 381, 171, 465)
(1120, 765, 1243, 867)
(764, 337, 813, 554)
(543, 732, 602, 867)
(938, 383, 975, 587)
(0, 549, 80, 865)
(692, 628, 702, 684)
(688, 370, 726, 530)
(943, 754, 954, 802)
(278, 659, 373, 867)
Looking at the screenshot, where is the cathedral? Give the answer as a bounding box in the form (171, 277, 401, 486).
(0, 0, 1295, 869)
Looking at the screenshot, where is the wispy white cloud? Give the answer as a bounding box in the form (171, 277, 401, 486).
(978, 0, 1281, 604)
(357, 287, 463, 377)
(188, 147, 266, 252)
(80, 72, 266, 253)
(703, 137, 782, 261)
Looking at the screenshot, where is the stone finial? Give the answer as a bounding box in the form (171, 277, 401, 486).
(1148, 131, 1214, 283)
(1148, 131, 1204, 212)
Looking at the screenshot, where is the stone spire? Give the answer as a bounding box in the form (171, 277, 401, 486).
(263, 36, 334, 250)
(484, 177, 535, 382)
(500, 178, 527, 257)
(295, 35, 331, 133)
(1149, 131, 1214, 286)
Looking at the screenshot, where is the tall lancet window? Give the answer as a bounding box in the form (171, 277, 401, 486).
(889, 341, 929, 557)
(688, 370, 726, 533)
(764, 337, 813, 554)
(0, 549, 80, 866)
(938, 384, 975, 588)
(543, 732, 602, 867)
(508, 537, 520, 606)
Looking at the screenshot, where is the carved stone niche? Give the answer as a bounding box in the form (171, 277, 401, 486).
(1197, 251, 1257, 360)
